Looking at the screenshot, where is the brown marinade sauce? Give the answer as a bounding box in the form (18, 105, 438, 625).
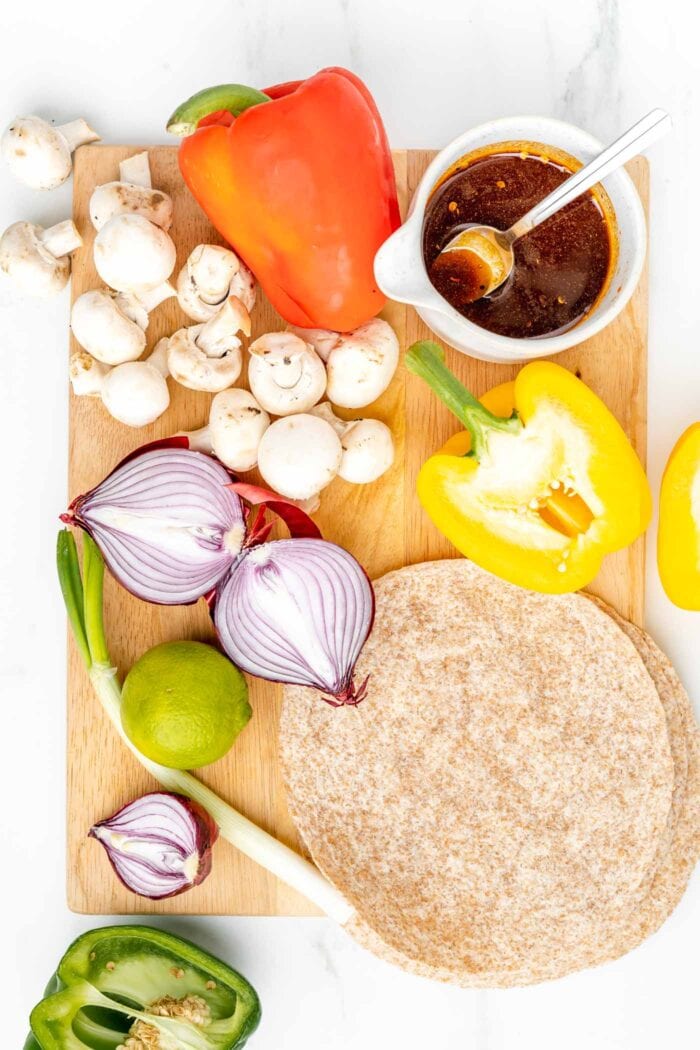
(423, 144, 616, 339)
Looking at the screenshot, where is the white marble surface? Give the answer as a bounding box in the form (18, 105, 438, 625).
(1, 1, 698, 1046)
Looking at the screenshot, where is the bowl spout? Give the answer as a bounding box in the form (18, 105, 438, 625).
(374, 221, 440, 311)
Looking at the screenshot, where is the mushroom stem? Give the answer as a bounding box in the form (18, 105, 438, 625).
(40, 219, 82, 258)
(180, 425, 212, 453)
(118, 151, 152, 188)
(57, 118, 100, 153)
(69, 350, 110, 396)
(134, 281, 177, 314)
(197, 298, 250, 356)
(148, 337, 171, 378)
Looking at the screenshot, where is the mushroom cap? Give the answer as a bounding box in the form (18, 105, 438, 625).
(208, 388, 271, 472)
(71, 289, 146, 365)
(94, 213, 176, 292)
(257, 414, 342, 500)
(89, 181, 174, 232)
(248, 332, 327, 416)
(337, 418, 395, 483)
(0, 221, 71, 297)
(177, 244, 256, 323)
(325, 318, 400, 408)
(167, 326, 242, 393)
(1, 116, 72, 190)
(101, 360, 170, 427)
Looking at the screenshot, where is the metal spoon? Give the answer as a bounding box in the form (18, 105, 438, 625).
(434, 108, 671, 303)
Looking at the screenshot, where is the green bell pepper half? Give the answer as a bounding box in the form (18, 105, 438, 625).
(27, 925, 260, 1050)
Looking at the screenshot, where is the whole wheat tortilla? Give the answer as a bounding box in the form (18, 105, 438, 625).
(584, 597, 700, 958)
(281, 560, 681, 986)
(340, 592, 700, 988)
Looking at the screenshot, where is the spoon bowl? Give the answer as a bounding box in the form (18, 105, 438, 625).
(432, 224, 514, 305)
(433, 109, 670, 306)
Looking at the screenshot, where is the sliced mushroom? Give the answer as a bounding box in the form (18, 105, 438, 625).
(70, 343, 170, 427)
(166, 297, 250, 392)
(70, 282, 175, 365)
(94, 213, 176, 293)
(177, 244, 256, 322)
(247, 332, 326, 416)
(1, 115, 100, 190)
(0, 219, 82, 297)
(183, 389, 270, 472)
(257, 414, 342, 500)
(309, 402, 394, 483)
(89, 151, 173, 232)
(290, 318, 399, 408)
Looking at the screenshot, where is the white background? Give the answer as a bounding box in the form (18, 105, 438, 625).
(1, 1, 698, 1047)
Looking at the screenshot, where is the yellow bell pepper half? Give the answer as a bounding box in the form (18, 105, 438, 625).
(405, 341, 651, 594)
(658, 422, 700, 610)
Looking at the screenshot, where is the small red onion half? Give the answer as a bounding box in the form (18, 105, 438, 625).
(90, 791, 218, 899)
(215, 539, 374, 705)
(66, 446, 244, 604)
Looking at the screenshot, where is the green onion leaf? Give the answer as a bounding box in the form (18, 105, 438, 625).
(56, 529, 91, 669)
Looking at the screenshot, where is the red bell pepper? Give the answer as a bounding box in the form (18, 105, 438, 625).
(167, 68, 400, 331)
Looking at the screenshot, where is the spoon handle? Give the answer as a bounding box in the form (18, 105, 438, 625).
(508, 108, 671, 241)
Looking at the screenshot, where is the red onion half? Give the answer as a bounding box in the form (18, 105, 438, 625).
(90, 791, 218, 899)
(63, 442, 244, 604)
(64, 441, 375, 705)
(215, 539, 374, 705)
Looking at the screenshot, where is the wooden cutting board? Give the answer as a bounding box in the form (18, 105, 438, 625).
(67, 146, 649, 915)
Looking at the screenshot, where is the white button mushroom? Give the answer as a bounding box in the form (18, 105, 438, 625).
(0, 219, 82, 297)
(94, 213, 176, 293)
(247, 332, 327, 416)
(184, 389, 271, 472)
(166, 297, 250, 392)
(102, 361, 170, 427)
(69, 342, 170, 427)
(309, 403, 395, 483)
(177, 244, 256, 322)
(70, 282, 176, 365)
(89, 151, 173, 232)
(257, 414, 342, 500)
(289, 317, 399, 409)
(1, 115, 100, 190)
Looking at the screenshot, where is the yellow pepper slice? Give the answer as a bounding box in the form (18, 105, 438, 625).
(658, 422, 700, 610)
(406, 341, 651, 594)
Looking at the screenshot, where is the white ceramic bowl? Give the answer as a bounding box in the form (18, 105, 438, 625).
(375, 116, 646, 363)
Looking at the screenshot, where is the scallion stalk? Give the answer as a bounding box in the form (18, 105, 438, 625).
(57, 528, 354, 924)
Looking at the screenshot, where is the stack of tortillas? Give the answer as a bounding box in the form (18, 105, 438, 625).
(281, 560, 699, 987)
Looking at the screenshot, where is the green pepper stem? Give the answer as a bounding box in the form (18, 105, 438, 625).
(55, 528, 355, 925)
(166, 84, 271, 136)
(405, 340, 522, 460)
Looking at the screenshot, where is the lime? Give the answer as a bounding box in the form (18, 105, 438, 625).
(121, 641, 251, 769)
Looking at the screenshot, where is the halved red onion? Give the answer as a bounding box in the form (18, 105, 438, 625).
(214, 538, 374, 705)
(64, 444, 244, 604)
(90, 791, 218, 899)
(64, 442, 376, 705)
